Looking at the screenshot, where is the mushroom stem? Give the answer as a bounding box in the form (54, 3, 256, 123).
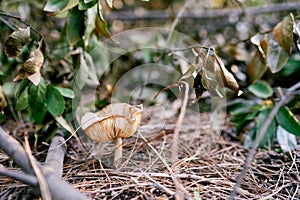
(113, 137, 123, 167)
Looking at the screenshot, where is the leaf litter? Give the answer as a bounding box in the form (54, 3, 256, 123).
(0, 105, 299, 199)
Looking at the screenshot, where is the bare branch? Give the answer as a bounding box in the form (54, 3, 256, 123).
(0, 164, 38, 186)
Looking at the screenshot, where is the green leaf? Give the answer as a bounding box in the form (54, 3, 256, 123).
(79, 0, 97, 10)
(54, 86, 75, 98)
(28, 78, 47, 124)
(256, 108, 276, 148)
(16, 86, 29, 111)
(95, 3, 112, 39)
(46, 85, 65, 116)
(276, 125, 297, 152)
(75, 51, 99, 89)
(59, 0, 79, 13)
(276, 106, 300, 137)
(228, 99, 256, 116)
(75, 53, 89, 89)
(66, 7, 85, 46)
(83, 4, 97, 46)
(55, 115, 74, 134)
(281, 57, 300, 77)
(248, 80, 273, 99)
(16, 79, 30, 98)
(266, 37, 289, 73)
(43, 0, 69, 12)
(44, 0, 78, 13)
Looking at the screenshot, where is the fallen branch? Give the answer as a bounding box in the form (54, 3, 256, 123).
(45, 131, 67, 177)
(0, 164, 38, 186)
(230, 82, 300, 199)
(0, 127, 89, 200)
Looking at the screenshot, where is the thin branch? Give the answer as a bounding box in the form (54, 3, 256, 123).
(229, 82, 300, 199)
(171, 81, 189, 165)
(0, 164, 38, 186)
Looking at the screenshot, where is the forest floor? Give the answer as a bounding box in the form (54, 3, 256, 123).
(0, 110, 299, 200)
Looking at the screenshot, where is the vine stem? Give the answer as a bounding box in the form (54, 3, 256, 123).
(230, 82, 300, 199)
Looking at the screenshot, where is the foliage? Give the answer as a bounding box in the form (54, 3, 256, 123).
(0, 0, 299, 153)
(228, 13, 300, 151)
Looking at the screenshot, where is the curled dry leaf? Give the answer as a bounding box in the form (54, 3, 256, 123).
(14, 40, 44, 86)
(4, 27, 30, 57)
(95, 2, 116, 42)
(214, 53, 239, 93)
(81, 103, 143, 142)
(197, 49, 239, 95)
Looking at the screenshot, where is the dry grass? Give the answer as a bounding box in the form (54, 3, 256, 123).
(0, 112, 299, 199)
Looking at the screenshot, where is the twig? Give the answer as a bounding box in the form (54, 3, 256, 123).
(259, 184, 291, 200)
(139, 126, 190, 198)
(0, 164, 38, 186)
(230, 82, 300, 199)
(142, 172, 175, 196)
(88, 183, 151, 194)
(171, 82, 189, 164)
(171, 81, 190, 199)
(138, 132, 191, 197)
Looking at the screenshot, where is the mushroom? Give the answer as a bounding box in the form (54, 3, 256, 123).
(81, 103, 143, 167)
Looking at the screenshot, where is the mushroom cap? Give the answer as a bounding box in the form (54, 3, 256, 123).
(81, 103, 143, 143)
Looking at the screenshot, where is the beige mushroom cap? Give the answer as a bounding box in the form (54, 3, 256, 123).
(81, 103, 143, 143)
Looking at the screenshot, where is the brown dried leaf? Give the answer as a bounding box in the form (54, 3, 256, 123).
(4, 27, 30, 57)
(273, 13, 294, 54)
(214, 54, 239, 93)
(81, 103, 143, 142)
(14, 40, 44, 86)
(247, 51, 268, 83)
(95, 3, 112, 39)
(250, 34, 268, 66)
(200, 50, 239, 94)
(0, 86, 7, 112)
